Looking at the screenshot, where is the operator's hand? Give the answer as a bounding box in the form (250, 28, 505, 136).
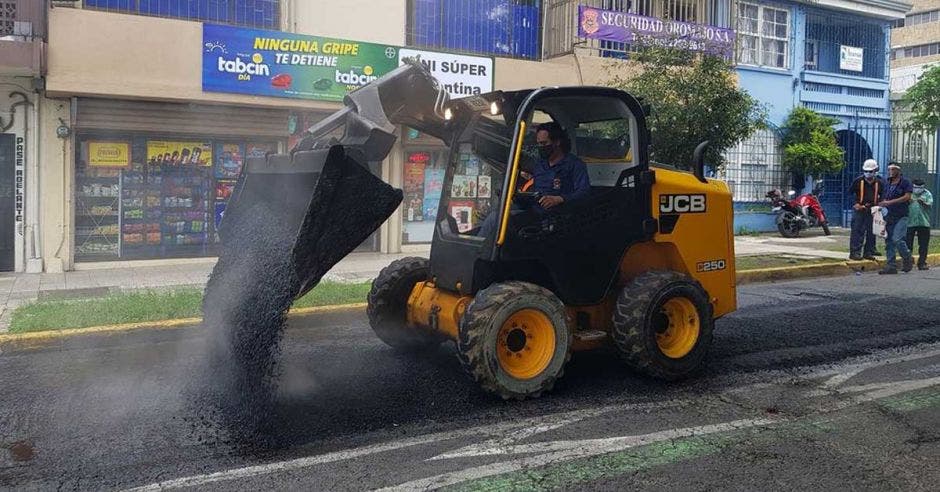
(539, 195, 564, 209)
(520, 171, 533, 181)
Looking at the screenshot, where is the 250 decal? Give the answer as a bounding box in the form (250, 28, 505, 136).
(696, 259, 726, 272)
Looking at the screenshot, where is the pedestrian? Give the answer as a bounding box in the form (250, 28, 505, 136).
(905, 178, 933, 271)
(877, 162, 915, 274)
(849, 159, 885, 260)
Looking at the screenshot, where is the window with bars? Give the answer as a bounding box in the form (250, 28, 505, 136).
(407, 0, 540, 60)
(83, 0, 280, 30)
(736, 2, 789, 69)
(805, 11, 886, 79)
(720, 128, 788, 202)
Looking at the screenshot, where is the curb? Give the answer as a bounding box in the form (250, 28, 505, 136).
(736, 253, 940, 285)
(0, 302, 367, 345)
(5, 252, 940, 344)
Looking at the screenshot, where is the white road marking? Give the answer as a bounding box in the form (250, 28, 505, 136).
(385, 376, 940, 490)
(123, 401, 679, 491)
(125, 345, 940, 492)
(379, 418, 780, 491)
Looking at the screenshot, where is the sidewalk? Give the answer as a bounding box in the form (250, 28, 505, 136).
(0, 232, 856, 331)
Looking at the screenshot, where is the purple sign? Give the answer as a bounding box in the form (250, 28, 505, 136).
(578, 5, 735, 58)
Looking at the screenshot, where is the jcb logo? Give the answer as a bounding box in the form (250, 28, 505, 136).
(660, 194, 706, 214)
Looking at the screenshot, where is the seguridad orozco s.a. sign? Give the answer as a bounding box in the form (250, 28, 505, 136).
(578, 5, 735, 58)
(202, 24, 493, 102)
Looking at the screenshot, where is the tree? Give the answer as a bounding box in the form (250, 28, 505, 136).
(780, 107, 844, 178)
(607, 46, 765, 169)
(903, 63, 940, 129)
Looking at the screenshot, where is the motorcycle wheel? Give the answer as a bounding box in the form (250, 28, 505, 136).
(777, 212, 801, 238)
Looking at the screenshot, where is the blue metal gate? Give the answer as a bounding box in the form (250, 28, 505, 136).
(821, 121, 939, 227)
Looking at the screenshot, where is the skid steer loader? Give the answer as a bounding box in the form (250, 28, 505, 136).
(216, 60, 736, 401)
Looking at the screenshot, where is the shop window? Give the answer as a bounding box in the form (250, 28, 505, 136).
(74, 136, 277, 262)
(402, 149, 448, 244)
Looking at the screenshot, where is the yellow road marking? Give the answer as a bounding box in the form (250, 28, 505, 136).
(0, 303, 367, 343)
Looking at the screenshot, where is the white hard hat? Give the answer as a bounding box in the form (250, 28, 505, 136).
(862, 159, 878, 172)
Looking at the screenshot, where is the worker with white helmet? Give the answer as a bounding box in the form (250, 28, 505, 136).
(848, 158, 885, 260)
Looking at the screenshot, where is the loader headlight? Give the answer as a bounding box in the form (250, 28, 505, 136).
(444, 107, 453, 120)
(490, 101, 501, 116)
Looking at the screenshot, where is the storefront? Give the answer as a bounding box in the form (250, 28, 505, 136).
(72, 98, 288, 262)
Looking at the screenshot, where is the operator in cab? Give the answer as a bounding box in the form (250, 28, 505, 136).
(477, 122, 590, 239)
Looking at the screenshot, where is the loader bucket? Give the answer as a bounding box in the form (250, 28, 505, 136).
(219, 144, 403, 299)
(196, 145, 402, 441)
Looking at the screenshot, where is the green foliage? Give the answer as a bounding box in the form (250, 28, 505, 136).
(9, 281, 372, 333)
(780, 107, 844, 176)
(903, 64, 940, 129)
(607, 46, 766, 169)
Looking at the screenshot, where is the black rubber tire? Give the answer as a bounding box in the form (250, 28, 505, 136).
(777, 212, 801, 238)
(612, 271, 714, 381)
(822, 223, 831, 236)
(457, 281, 572, 400)
(367, 257, 443, 351)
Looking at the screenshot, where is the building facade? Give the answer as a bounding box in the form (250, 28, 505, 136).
(0, 0, 44, 273)
(7, 0, 912, 272)
(728, 0, 910, 228)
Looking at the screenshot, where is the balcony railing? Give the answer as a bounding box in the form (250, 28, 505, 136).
(0, 0, 46, 39)
(544, 0, 732, 59)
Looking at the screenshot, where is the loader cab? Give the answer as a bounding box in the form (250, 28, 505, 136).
(430, 88, 654, 305)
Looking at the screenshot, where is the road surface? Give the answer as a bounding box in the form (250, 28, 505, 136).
(1, 272, 939, 490)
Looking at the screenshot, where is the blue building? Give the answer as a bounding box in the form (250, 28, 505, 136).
(728, 0, 911, 229)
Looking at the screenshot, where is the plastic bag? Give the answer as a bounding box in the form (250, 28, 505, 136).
(871, 206, 887, 238)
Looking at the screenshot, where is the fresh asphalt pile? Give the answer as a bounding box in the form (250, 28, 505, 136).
(190, 146, 402, 448)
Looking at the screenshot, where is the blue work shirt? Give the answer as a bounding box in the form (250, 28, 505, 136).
(883, 176, 913, 222)
(530, 153, 590, 205)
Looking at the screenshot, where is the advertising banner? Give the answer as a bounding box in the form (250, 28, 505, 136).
(422, 167, 445, 221)
(88, 141, 130, 168)
(404, 152, 427, 222)
(215, 143, 244, 179)
(203, 23, 400, 101)
(399, 48, 493, 98)
(147, 141, 213, 166)
(577, 5, 735, 58)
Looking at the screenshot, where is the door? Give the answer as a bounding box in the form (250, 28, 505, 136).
(0, 134, 15, 271)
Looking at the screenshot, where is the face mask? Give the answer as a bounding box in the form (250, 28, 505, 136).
(914, 186, 925, 194)
(537, 144, 553, 159)
(863, 171, 875, 178)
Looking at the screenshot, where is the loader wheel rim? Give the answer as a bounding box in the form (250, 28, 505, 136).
(655, 297, 700, 359)
(497, 309, 556, 380)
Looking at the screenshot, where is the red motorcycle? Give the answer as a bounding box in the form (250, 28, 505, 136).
(765, 180, 831, 238)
